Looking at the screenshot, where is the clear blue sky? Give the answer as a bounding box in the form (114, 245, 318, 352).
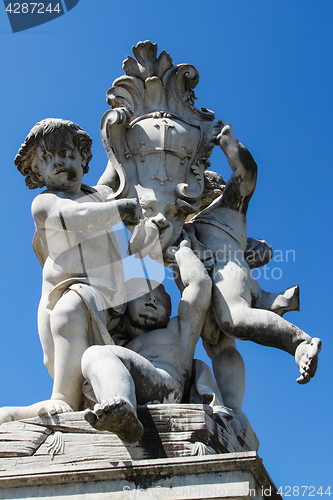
(0, 0, 332, 493)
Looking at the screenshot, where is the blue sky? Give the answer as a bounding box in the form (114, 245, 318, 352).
(0, 0, 332, 493)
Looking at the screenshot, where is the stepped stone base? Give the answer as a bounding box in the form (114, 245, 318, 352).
(0, 404, 268, 499)
(0, 452, 280, 500)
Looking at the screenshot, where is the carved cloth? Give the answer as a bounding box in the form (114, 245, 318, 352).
(45, 185, 126, 346)
(48, 279, 125, 347)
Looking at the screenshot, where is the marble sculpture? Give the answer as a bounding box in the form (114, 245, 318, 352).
(0, 41, 321, 446)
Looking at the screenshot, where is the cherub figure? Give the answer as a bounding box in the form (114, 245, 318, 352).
(81, 242, 212, 443)
(190, 124, 321, 400)
(0, 119, 142, 424)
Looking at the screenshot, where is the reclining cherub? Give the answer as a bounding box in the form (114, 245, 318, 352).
(0, 118, 142, 424)
(82, 241, 212, 443)
(1, 240, 212, 445)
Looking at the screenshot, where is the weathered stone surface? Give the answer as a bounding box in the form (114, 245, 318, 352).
(0, 405, 258, 474)
(0, 42, 320, 478)
(0, 451, 281, 500)
(0, 421, 52, 457)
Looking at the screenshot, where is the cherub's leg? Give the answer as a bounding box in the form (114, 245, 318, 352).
(0, 405, 37, 425)
(213, 260, 321, 383)
(38, 291, 90, 415)
(81, 345, 181, 443)
(203, 336, 245, 412)
(38, 293, 55, 378)
(203, 335, 256, 449)
(82, 345, 141, 443)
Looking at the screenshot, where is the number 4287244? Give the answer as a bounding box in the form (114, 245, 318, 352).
(6, 3, 61, 14)
(277, 486, 331, 497)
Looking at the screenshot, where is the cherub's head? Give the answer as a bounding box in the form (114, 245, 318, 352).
(121, 278, 172, 339)
(15, 119, 93, 190)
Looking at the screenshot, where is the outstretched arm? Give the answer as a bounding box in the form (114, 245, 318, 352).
(173, 242, 212, 348)
(217, 124, 257, 214)
(32, 194, 142, 233)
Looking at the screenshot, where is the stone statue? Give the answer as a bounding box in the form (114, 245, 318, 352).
(188, 123, 321, 416)
(0, 118, 142, 424)
(82, 242, 212, 444)
(97, 41, 321, 411)
(0, 43, 321, 458)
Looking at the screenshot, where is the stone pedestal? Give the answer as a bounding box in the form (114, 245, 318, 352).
(0, 404, 258, 464)
(0, 452, 280, 500)
(0, 405, 278, 500)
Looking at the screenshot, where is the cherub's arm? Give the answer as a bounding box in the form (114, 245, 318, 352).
(32, 193, 142, 233)
(216, 124, 257, 214)
(174, 243, 212, 346)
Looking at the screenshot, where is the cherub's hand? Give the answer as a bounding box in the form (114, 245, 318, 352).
(179, 231, 191, 248)
(216, 123, 232, 148)
(164, 232, 191, 264)
(122, 199, 143, 225)
(164, 246, 177, 263)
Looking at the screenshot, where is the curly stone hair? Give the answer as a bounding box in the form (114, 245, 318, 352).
(15, 118, 93, 189)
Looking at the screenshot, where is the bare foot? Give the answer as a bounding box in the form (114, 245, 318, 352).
(295, 338, 322, 384)
(37, 400, 74, 417)
(0, 407, 14, 425)
(84, 399, 144, 444)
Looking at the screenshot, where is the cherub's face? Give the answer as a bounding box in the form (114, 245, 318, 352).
(34, 131, 86, 191)
(125, 287, 170, 332)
